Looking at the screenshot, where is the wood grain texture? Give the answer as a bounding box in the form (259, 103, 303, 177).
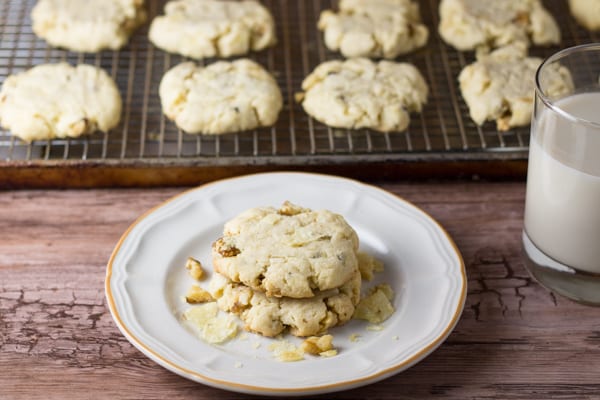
(2, 182, 600, 399)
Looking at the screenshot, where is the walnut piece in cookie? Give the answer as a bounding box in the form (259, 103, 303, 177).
(211, 202, 360, 298)
(318, 0, 428, 59)
(299, 58, 428, 133)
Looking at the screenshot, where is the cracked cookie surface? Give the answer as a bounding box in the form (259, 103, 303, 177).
(438, 0, 560, 51)
(299, 58, 428, 133)
(0, 63, 122, 142)
(208, 270, 361, 337)
(149, 0, 276, 59)
(31, 0, 146, 52)
(212, 202, 360, 298)
(318, 0, 428, 59)
(458, 44, 573, 131)
(159, 59, 282, 135)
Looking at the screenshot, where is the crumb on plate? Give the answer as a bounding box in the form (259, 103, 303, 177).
(301, 334, 335, 355)
(185, 285, 214, 304)
(186, 257, 205, 280)
(183, 303, 238, 344)
(353, 283, 395, 324)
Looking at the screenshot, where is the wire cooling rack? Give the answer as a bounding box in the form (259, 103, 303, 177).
(0, 0, 598, 187)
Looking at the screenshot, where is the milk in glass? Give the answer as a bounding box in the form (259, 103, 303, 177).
(524, 92, 600, 273)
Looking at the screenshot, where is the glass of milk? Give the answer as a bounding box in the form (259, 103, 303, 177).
(523, 43, 600, 304)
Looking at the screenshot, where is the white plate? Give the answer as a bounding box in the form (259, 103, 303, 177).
(106, 172, 466, 396)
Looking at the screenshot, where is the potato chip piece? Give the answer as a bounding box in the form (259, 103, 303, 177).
(353, 285, 395, 324)
(184, 303, 238, 344)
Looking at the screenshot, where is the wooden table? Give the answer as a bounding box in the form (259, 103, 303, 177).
(2, 180, 599, 399)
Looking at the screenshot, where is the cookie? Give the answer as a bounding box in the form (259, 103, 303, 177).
(299, 58, 428, 133)
(159, 59, 282, 135)
(31, 0, 147, 52)
(0, 63, 122, 142)
(458, 44, 573, 131)
(149, 0, 276, 59)
(318, 0, 429, 59)
(438, 0, 560, 51)
(212, 202, 360, 299)
(208, 270, 361, 337)
(569, 0, 600, 31)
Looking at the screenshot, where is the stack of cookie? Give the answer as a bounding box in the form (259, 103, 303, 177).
(208, 202, 362, 337)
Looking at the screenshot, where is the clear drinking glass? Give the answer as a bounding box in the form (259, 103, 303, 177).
(523, 43, 600, 305)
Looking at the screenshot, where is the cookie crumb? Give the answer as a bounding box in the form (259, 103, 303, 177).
(366, 324, 385, 332)
(357, 252, 384, 281)
(185, 257, 205, 280)
(349, 333, 361, 343)
(252, 342, 261, 349)
(392, 335, 399, 341)
(234, 361, 243, 369)
(268, 340, 304, 362)
(185, 285, 213, 304)
(354, 284, 395, 324)
(301, 334, 334, 355)
(183, 303, 238, 344)
(320, 349, 338, 357)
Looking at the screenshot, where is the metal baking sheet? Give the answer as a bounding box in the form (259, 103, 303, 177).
(0, 0, 597, 187)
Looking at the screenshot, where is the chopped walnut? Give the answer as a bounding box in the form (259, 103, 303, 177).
(301, 334, 335, 355)
(185, 257, 205, 280)
(513, 12, 530, 26)
(213, 237, 241, 257)
(185, 285, 214, 304)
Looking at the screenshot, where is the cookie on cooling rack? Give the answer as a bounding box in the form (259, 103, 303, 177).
(458, 44, 573, 131)
(149, 0, 276, 59)
(298, 58, 428, 133)
(31, 0, 147, 52)
(438, 0, 560, 51)
(0, 63, 122, 142)
(318, 0, 429, 59)
(208, 269, 361, 337)
(569, 0, 600, 31)
(211, 201, 360, 299)
(159, 59, 282, 135)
